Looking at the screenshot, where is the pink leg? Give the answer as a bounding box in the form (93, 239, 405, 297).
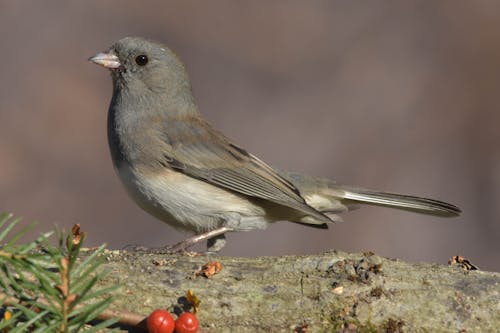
(146, 227, 233, 253)
(167, 226, 232, 253)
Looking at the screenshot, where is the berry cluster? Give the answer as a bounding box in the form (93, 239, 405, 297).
(147, 309, 199, 333)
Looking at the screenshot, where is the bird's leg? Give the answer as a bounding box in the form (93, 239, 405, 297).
(168, 226, 232, 253)
(137, 226, 233, 254)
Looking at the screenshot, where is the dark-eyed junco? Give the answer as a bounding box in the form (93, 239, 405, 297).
(89, 37, 460, 252)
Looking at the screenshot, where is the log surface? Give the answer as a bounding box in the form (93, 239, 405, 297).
(96, 249, 500, 332)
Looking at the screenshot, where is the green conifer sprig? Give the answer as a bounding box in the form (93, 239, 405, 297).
(0, 213, 118, 332)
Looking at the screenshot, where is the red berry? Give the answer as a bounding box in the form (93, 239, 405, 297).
(175, 312, 199, 333)
(147, 309, 175, 333)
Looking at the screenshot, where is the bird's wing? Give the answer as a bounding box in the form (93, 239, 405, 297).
(158, 116, 330, 222)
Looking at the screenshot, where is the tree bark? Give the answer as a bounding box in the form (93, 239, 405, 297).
(96, 249, 500, 332)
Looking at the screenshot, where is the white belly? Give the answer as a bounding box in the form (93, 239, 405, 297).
(115, 164, 267, 233)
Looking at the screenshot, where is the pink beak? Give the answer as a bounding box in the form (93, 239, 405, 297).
(89, 51, 121, 69)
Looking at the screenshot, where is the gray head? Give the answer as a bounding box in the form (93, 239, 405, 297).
(90, 37, 193, 102)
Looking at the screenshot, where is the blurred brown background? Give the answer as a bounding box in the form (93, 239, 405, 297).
(1, 1, 499, 271)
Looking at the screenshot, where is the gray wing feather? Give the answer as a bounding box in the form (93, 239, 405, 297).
(160, 116, 331, 222)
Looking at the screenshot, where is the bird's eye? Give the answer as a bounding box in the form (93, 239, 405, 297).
(135, 55, 148, 66)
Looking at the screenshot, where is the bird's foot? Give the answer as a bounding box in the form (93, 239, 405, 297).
(139, 226, 233, 255)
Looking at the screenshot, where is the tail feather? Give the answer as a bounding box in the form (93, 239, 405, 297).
(340, 187, 461, 217)
(279, 171, 461, 220)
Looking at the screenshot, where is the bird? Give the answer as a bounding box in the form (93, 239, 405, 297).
(89, 37, 461, 252)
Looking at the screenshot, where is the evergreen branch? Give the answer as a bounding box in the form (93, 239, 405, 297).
(0, 291, 147, 330)
(0, 214, 119, 332)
